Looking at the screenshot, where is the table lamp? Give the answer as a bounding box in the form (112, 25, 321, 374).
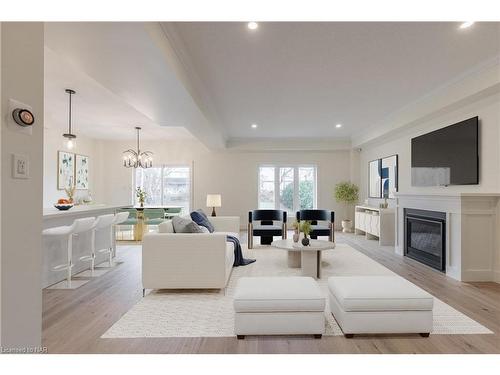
(206, 194, 222, 217)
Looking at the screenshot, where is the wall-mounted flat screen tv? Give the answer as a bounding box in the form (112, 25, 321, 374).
(411, 116, 479, 186)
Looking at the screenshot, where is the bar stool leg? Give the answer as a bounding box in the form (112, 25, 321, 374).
(109, 227, 114, 267)
(67, 234, 73, 288)
(90, 229, 96, 273)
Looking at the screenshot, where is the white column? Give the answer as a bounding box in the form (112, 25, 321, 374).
(1, 22, 44, 349)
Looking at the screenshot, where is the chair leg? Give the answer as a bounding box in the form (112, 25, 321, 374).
(247, 223, 253, 249)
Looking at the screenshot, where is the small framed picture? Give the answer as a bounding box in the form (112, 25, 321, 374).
(75, 154, 89, 190)
(57, 151, 75, 190)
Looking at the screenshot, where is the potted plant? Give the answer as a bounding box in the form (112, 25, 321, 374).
(136, 187, 147, 207)
(300, 220, 312, 246)
(334, 181, 359, 233)
(291, 220, 300, 243)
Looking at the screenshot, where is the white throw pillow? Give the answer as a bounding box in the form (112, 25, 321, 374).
(158, 220, 174, 233)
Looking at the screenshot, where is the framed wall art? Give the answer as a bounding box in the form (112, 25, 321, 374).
(57, 151, 75, 190)
(75, 154, 89, 190)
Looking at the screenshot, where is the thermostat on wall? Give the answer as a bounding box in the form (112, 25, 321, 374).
(7, 99, 34, 135)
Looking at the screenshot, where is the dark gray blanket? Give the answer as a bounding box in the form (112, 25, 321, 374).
(227, 235, 256, 267)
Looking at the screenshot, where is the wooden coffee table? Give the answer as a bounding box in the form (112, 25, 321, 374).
(271, 239, 335, 279)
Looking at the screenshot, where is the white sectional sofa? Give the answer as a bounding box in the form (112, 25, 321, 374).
(142, 216, 240, 292)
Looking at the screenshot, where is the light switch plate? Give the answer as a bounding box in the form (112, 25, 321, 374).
(12, 154, 29, 179)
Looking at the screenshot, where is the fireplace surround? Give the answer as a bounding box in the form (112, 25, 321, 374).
(395, 193, 500, 282)
(404, 208, 446, 272)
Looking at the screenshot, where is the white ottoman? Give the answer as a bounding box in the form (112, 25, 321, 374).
(328, 276, 433, 338)
(233, 276, 325, 339)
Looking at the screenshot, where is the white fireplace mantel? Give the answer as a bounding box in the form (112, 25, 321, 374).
(394, 192, 500, 283)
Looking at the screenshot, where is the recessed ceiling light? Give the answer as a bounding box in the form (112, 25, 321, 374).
(335, 124, 342, 128)
(247, 22, 259, 30)
(251, 123, 258, 129)
(459, 21, 475, 29)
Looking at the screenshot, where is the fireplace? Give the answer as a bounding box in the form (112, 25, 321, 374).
(404, 208, 446, 272)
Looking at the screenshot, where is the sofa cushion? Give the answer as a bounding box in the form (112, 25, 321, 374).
(328, 276, 434, 312)
(158, 220, 174, 233)
(172, 216, 204, 233)
(190, 209, 215, 233)
(233, 277, 325, 313)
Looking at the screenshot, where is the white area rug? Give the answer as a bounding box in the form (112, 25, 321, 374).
(102, 243, 493, 338)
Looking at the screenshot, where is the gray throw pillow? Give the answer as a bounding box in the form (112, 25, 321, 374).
(172, 216, 204, 233)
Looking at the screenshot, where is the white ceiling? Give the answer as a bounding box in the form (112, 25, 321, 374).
(170, 22, 500, 139)
(43, 22, 500, 147)
(44, 46, 193, 141)
(44, 22, 224, 145)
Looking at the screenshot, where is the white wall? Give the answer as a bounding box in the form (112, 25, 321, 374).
(43, 126, 101, 207)
(1, 22, 44, 348)
(359, 93, 500, 205)
(358, 90, 500, 283)
(96, 138, 355, 229)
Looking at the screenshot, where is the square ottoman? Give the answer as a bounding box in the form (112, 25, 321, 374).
(233, 276, 325, 339)
(328, 276, 433, 338)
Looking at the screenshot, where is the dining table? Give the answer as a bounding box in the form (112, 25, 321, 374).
(129, 205, 184, 241)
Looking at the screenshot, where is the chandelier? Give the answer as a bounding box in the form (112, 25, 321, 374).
(123, 127, 153, 168)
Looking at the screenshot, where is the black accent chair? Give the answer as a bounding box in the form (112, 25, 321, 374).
(296, 210, 335, 242)
(248, 210, 287, 248)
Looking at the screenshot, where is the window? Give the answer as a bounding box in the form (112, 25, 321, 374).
(135, 165, 191, 213)
(258, 165, 317, 212)
(258, 167, 275, 209)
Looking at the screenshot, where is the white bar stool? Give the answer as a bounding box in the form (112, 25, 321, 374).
(111, 212, 130, 259)
(80, 214, 115, 274)
(43, 217, 96, 289)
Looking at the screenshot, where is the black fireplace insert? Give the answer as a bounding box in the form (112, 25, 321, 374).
(404, 208, 446, 272)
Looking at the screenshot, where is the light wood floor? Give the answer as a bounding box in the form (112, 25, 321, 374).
(42, 232, 500, 354)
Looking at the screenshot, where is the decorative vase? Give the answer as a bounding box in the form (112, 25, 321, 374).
(341, 219, 352, 233)
(140, 201, 144, 208)
(293, 231, 300, 243)
(301, 236, 310, 246)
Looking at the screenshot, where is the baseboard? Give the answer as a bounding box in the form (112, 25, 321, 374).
(461, 269, 494, 282)
(493, 269, 500, 284)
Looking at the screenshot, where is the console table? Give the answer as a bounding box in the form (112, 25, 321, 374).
(354, 205, 395, 246)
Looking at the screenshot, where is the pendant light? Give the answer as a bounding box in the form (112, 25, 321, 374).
(63, 89, 77, 150)
(123, 127, 153, 168)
